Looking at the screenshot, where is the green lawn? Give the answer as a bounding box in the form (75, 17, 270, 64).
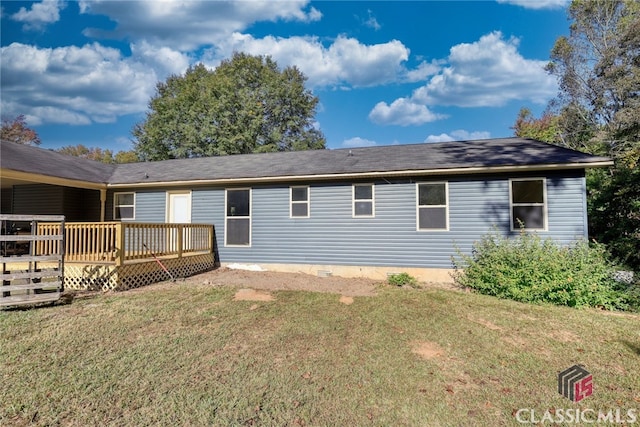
(1, 282, 638, 426)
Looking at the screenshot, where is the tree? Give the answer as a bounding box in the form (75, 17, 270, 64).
(512, 108, 562, 144)
(56, 144, 139, 164)
(113, 150, 140, 164)
(133, 53, 326, 160)
(517, 0, 640, 271)
(1, 115, 41, 145)
(545, 0, 640, 164)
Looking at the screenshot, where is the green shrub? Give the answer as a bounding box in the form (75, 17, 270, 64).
(388, 272, 419, 288)
(451, 229, 638, 311)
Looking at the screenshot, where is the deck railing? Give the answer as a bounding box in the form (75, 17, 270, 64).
(37, 222, 214, 265)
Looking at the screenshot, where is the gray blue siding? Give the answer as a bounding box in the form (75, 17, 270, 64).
(115, 170, 587, 269)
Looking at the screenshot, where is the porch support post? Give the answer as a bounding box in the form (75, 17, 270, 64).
(115, 222, 125, 267)
(100, 188, 107, 222)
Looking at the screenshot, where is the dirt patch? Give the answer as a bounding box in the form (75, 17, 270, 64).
(185, 267, 381, 297)
(233, 288, 274, 302)
(120, 267, 465, 299)
(339, 295, 354, 305)
(411, 340, 445, 359)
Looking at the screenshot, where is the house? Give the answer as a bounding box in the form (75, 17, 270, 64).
(1, 137, 612, 284)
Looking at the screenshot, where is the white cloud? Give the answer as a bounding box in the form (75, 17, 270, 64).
(129, 41, 191, 77)
(369, 98, 446, 126)
(0, 42, 159, 126)
(424, 130, 491, 143)
(363, 9, 381, 31)
(413, 31, 556, 107)
(213, 34, 410, 88)
(78, 0, 321, 51)
(0, 22, 409, 127)
(11, 0, 66, 30)
(496, 0, 569, 10)
(370, 31, 557, 127)
(342, 137, 377, 148)
(405, 60, 441, 83)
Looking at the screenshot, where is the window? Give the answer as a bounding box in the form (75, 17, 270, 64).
(417, 182, 448, 231)
(290, 186, 309, 218)
(226, 189, 251, 246)
(114, 192, 135, 220)
(510, 178, 546, 230)
(353, 184, 374, 217)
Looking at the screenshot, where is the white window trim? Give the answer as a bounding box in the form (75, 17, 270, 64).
(224, 188, 252, 247)
(113, 192, 135, 221)
(352, 183, 375, 218)
(290, 186, 310, 218)
(416, 182, 449, 231)
(509, 178, 548, 232)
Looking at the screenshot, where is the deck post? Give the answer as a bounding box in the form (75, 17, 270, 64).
(100, 189, 107, 222)
(177, 224, 183, 258)
(115, 222, 125, 267)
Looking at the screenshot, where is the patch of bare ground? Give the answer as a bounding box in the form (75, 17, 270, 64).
(183, 267, 381, 297)
(411, 341, 480, 396)
(411, 340, 445, 360)
(97, 267, 470, 299)
(339, 295, 354, 305)
(233, 288, 275, 302)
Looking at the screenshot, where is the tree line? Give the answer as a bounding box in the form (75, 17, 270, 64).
(513, 0, 639, 271)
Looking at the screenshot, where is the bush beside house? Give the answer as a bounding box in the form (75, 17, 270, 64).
(452, 229, 640, 312)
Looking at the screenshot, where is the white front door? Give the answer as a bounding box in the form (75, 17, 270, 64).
(167, 192, 191, 224)
(167, 192, 192, 251)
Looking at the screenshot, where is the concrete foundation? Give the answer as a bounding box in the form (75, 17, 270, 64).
(220, 262, 456, 284)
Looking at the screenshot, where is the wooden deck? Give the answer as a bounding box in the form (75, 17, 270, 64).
(3, 220, 218, 301)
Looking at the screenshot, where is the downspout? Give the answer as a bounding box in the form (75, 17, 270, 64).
(100, 188, 107, 222)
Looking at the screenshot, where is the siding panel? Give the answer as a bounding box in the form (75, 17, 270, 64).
(125, 170, 588, 269)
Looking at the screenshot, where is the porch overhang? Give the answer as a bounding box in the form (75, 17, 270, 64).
(1, 168, 108, 191)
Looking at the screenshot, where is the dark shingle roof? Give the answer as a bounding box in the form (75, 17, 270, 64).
(2, 138, 611, 187)
(1, 139, 115, 184)
(108, 138, 611, 185)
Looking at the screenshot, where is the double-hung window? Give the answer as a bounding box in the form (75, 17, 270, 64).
(353, 184, 374, 217)
(510, 178, 546, 230)
(114, 192, 135, 220)
(290, 186, 310, 218)
(226, 188, 251, 246)
(417, 182, 448, 231)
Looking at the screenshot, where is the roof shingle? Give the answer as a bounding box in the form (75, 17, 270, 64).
(1, 138, 611, 187)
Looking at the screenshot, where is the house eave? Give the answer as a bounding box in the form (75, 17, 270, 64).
(106, 161, 613, 189)
(1, 169, 107, 190)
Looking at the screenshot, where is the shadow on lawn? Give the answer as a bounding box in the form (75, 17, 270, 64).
(620, 340, 640, 356)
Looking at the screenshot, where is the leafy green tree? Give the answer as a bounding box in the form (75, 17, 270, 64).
(588, 166, 640, 270)
(545, 0, 639, 164)
(516, 0, 640, 272)
(512, 108, 562, 144)
(1, 115, 41, 146)
(113, 150, 140, 164)
(57, 144, 139, 164)
(133, 53, 325, 160)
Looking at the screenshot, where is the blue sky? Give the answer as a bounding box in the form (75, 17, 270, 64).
(1, 0, 571, 152)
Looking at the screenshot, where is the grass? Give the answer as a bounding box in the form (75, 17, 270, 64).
(1, 282, 639, 426)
